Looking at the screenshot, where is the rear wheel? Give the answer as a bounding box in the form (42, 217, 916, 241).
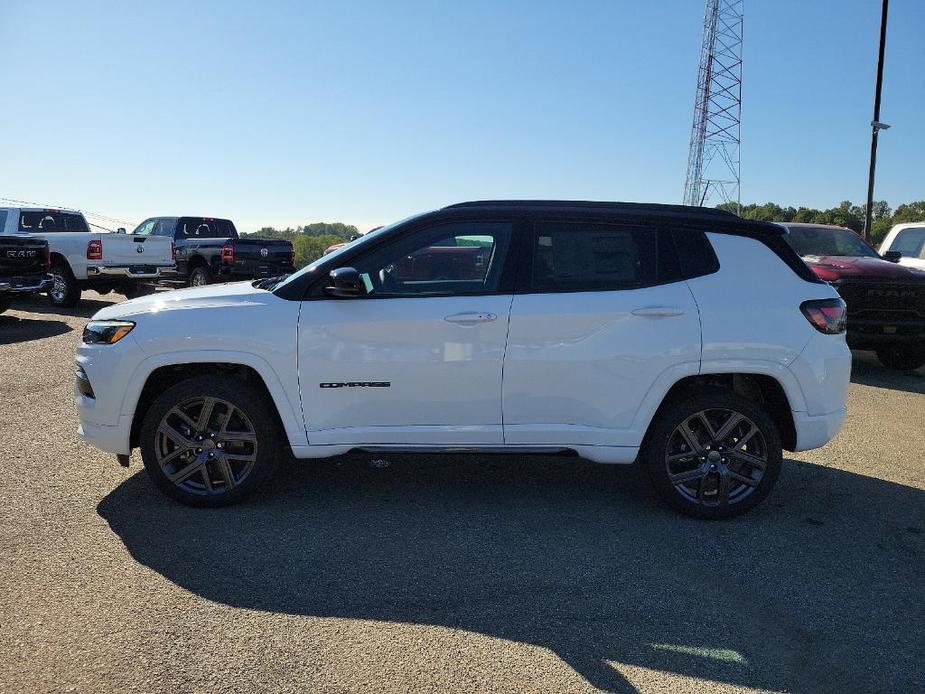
(188, 266, 212, 287)
(642, 388, 782, 519)
(48, 261, 81, 307)
(139, 375, 281, 507)
(875, 347, 925, 372)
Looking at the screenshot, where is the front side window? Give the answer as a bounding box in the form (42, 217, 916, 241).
(19, 211, 89, 233)
(347, 222, 512, 297)
(889, 227, 925, 259)
(133, 219, 157, 236)
(531, 222, 657, 291)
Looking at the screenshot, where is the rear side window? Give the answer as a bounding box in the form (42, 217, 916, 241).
(889, 227, 925, 259)
(178, 218, 236, 238)
(19, 211, 89, 232)
(530, 222, 657, 291)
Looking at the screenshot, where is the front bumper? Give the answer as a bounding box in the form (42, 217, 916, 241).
(87, 264, 175, 279)
(0, 274, 53, 294)
(77, 416, 131, 455)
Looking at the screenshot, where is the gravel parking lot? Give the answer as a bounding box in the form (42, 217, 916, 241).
(1, 291, 923, 694)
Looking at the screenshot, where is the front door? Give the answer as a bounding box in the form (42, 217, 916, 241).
(297, 220, 516, 446)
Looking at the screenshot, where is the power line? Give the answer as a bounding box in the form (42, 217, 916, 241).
(0, 196, 137, 228)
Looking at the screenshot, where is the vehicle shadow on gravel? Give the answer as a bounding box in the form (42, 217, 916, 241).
(0, 315, 72, 344)
(98, 455, 925, 693)
(851, 351, 925, 394)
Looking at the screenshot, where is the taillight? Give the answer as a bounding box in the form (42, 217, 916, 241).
(171, 240, 176, 261)
(801, 298, 847, 334)
(221, 243, 234, 264)
(288, 246, 295, 266)
(87, 239, 103, 261)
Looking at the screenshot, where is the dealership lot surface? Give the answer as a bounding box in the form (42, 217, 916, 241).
(1, 292, 923, 694)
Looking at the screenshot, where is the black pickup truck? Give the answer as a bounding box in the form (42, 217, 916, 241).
(130, 216, 294, 286)
(0, 235, 52, 314)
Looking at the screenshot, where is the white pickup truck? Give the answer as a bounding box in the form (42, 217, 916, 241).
(0, 207, 175, 306)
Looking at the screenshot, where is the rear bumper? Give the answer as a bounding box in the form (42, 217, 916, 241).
(792, 406, 847, 451)
(0, 274, 53, 294)
(87, 264, 175, 279)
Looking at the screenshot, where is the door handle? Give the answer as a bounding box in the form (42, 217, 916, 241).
(631, 306, 684, 317)
(444, 312, 497, 325)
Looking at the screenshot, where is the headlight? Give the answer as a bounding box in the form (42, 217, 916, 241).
(82, 320, 135, 344)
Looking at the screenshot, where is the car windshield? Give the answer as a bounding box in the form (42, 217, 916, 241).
(784, 226, 879, 258)
(270, 213, 427, 292)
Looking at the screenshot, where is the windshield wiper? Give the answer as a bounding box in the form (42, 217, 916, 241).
(253, 274, 289, 291)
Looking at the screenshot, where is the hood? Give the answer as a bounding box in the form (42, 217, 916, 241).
(803, 255, 925, 282)
(91, 281, 269, 320)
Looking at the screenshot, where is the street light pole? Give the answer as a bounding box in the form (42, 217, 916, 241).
(864, 0, 889, 242)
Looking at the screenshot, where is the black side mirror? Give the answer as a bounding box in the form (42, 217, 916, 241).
(883, 250, 902, 263)
(325, 267, 362, 297)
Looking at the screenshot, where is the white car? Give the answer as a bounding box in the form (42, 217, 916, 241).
(75, 201, 851, 518)
(879, 222, 925, 271)
(0, 207, 175, 306)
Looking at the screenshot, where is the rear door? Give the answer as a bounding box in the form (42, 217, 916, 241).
(502, 220, 702, 449)
(297, 219, 517, 446)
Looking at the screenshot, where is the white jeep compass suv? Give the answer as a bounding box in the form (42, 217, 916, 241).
(76, 201, 851, 518)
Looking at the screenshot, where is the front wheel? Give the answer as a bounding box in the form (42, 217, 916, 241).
(139, 375, 281, 507)
(642, 388, 782, 519)
(875, 347, 925, 372)
(48, 261, 81, 307)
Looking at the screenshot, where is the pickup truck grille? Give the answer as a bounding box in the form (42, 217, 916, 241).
(833, 280, 925, 321)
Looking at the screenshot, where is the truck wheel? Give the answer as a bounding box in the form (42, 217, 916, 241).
(642, 387, 782, 519)
(139, 375, 281, 507)
(875, 348, 925, 372)
(48, 261, 82, 307)
(189, 266, 212, 287)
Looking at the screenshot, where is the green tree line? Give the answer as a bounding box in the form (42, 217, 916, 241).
(717, 200, 925, 245)
(242, 222, 361, 267)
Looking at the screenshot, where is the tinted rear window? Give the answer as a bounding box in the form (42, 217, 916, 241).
(19, 211, 89, 232)
(178, 218, 236, 238)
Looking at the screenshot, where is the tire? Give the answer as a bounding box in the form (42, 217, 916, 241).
(48, 261, 81, 307)
(139, 375, 281, 507)
(188, 265, 212, 287)
(641, 387, 782, 519)
(875, 347, 925, 372)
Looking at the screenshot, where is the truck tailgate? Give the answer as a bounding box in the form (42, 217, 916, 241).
(231, 239, 293, 265)
(98, 233, 174, 266)
(1, 236, 48, 275)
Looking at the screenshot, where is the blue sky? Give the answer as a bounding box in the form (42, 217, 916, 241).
(1, 0, 922, 233)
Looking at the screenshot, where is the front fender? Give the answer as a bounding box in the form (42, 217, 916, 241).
(120, 350, 307, 448)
